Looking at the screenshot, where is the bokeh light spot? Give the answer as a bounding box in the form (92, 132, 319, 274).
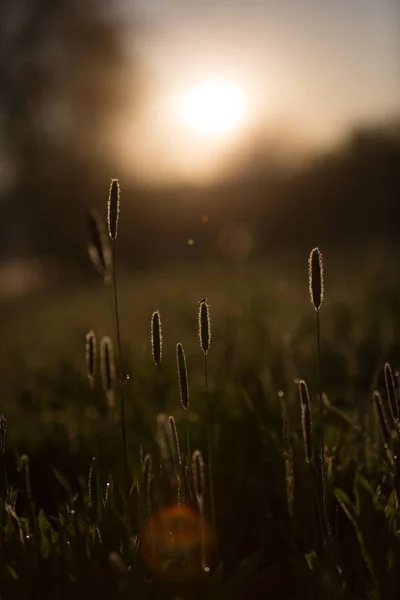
(141, 505, 214, 581)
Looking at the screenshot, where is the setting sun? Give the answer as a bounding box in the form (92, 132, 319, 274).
(178, 80, 246, 135)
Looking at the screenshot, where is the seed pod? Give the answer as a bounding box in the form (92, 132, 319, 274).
(299, 380, 313, 464)
(86, 209, 112, 283)
(198, 298, 211, 355)
(177, 343, 189, 410)
(157, 413, 174, 476)
(308, 248, 324, 311)
(151, 311, 162, 366)
(85, 331, 97, 388)
(107, 178, 120, 240)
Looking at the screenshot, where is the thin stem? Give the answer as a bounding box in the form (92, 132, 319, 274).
(155, 365, 160, 415)
(186, 417, 191, 474)
(311, 456, 326, 549)
(205, 354, 216, 536)
(112, 240, 129, 502)
(2, 453, 8, 500)
(316, 311, 328, 541)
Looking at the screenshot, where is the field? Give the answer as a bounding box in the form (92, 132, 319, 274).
(1, 249, 400, 599)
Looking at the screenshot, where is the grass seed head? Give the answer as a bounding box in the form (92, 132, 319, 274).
(151, 311, 162, 366)
(308, 247, 324, 311)
(299, 380, 313, 464)
(85, 330, 97, 388)
(107, 178, 120, 240)
(100, 336, 116, 407)
(86, 209, 112, 284)
(384, 362, 399, 427)
(198, 298, 211, 355)
(177, 343, 189, 410)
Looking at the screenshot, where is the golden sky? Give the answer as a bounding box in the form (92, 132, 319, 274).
(113, 0, 400, 185)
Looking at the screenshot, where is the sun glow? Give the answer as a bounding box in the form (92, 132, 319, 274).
(178, 80, 246, 135)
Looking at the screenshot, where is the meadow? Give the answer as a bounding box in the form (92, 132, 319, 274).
(1, 228, 400, 599)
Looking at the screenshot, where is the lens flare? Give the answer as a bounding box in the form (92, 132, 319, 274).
(141, 505, 214, 581)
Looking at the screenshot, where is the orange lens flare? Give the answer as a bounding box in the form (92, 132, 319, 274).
(141, 505, 215, 581)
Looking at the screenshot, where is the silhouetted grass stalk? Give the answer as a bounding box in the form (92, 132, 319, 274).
(309, 248, 329, 542)
(299, 380, 325, 547)
(280, 394, 294, 524)
(198, 299, 215, 537)
(107, 179, 129, 521)
(151, 311, 162, 414)
(0, 416, 8, 500)
(111, 242, 128, 490)
(177, 342, 191, 466)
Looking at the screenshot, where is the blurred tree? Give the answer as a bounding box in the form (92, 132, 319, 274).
(0, 0, 138, 270)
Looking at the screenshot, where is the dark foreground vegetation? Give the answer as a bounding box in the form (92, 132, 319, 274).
(2, 186, 400, 599)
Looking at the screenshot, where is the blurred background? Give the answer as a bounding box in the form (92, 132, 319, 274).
(1, 5, 400, 593)
(0, 0, 400, 395)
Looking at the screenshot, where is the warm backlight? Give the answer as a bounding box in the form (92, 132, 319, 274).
(179, 80, 246, 135)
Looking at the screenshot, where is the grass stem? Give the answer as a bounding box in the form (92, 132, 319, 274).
(112, 240, 129, 507)
(205, 354, 216, 537)
(316, 310, 328, 542)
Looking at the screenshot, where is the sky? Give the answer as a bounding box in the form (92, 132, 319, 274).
(108, 1, 400, 183)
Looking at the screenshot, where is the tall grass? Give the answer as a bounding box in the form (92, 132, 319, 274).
(151, 310, 163, 414)
(3, 201, 400, 597)
(308, 247, 328, 542)
(198, 298, 215, 538)
(107, 179, 129, 500)
(177, 342, 191, 465)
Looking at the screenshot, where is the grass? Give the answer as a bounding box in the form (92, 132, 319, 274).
(2, 240, 400, 597)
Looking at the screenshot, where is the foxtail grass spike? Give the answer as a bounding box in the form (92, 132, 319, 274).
(85, 331, 97, 388)
(299, 380, 313, 464)
(151, 311, 162, 366)
(86, 209, 112, 284)
(384, 362, 399, 427)
(192, 449, 206, 514)
(177, 343, 189, 409)
(281, 395, 294, 518)
(198, 298, 211, 355)
(308, 247, 324, 311)
(100, 336, 116, 407)
(373, 391, 393, 454)
(107, 178, 120, 240)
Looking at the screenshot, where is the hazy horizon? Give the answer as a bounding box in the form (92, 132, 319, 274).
(111, 0, 400, 184)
